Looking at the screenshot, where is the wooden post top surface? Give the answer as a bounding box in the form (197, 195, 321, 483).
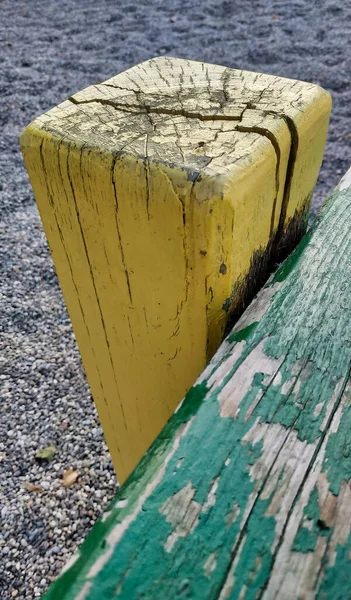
(23, 57, 330, 184)
(43, 170, 351, 599)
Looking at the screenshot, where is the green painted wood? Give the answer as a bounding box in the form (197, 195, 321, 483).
(44, 170, 351, 599)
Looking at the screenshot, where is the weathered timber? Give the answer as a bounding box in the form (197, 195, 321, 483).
(20, 58, 331, 481)
(43, 170, 351, 600)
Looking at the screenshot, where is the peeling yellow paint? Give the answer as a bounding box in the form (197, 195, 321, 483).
(20, 57, 331, 481)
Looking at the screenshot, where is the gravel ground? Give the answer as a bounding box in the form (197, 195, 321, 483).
(0, 0, 350, 597)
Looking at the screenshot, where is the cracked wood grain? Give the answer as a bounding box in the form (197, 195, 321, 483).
(20, 57, 331, 481)
(42, 169, 351, 600)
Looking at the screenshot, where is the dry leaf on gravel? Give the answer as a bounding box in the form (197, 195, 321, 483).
(23, 482, 43, 493)
(62, 469, 79, 488)
(35, 445, 57, 461)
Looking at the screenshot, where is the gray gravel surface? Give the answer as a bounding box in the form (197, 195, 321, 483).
(0, 0, 350, 597)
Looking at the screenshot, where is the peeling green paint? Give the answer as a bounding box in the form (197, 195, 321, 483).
(317, 531, 351, 600)
(322, 399, 351, 495)
(227, 500, 276, 599)
(293, 526, 317, 553)
(292, 487, 323, 553)
(272, 228, 312, 283)
(228, 322, 258, 343)
(304, 487, 320, 521)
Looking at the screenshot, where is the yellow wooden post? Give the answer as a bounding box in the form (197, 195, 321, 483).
(20, 58, 331, 482)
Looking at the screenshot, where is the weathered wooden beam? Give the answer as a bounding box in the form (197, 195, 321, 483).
(43, 170, 351, 600)
(20, 58, 331, 481)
